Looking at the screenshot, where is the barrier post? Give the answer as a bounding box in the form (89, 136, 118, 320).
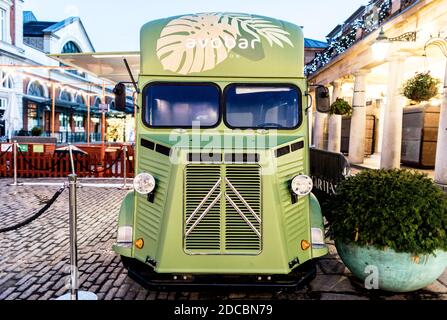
(68, 174, 78, 300)
(119, 145, 131, 190)
(57, 174, 97, 300)
(9, 140, 22, 186)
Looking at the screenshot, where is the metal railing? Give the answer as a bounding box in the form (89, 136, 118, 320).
(305, 0, 419, 76)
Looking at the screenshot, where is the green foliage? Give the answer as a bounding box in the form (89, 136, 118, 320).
(328, 169, 447, 255)
(330, 98, 352, 116)
(31, 126, 42, 137)
(402, 72, 440, 103)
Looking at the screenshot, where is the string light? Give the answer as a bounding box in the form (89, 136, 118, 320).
(305, 0, 392, 76)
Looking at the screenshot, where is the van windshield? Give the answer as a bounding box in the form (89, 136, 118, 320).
(143, 83, 220, 128)
(225, 85, 301, 129)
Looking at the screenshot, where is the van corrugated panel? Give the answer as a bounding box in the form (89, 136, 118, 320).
(277, 151, 307, 243)
(225, 166, 262, 252)
(185, 166, 222, 252)
(137, 151, 171, 243)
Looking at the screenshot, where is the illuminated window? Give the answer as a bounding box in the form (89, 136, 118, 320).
(27, 103, 39, 131)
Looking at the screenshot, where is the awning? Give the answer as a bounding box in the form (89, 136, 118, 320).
(23, 95, 52, 106)
(49, 52, 140, 84)
(55, 100, 79, 110)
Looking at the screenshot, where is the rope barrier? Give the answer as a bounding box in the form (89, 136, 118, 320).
(0, 145, 12, 159)
(0, 186, 66, 233)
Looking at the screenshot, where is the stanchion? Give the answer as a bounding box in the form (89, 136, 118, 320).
(119, 145, 131, 190)
(57, 174, 97, 300)
(9, 140, 22, 186)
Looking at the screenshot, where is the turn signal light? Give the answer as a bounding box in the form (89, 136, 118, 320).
(135, 238, 144, 249)
(301, 240, 311, 251)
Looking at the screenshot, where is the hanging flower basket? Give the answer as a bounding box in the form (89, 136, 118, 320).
(329, 98, 352, 116)
(402, 72, 441, 103)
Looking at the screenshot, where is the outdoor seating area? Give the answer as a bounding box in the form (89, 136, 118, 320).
(0, 141, 134, 178)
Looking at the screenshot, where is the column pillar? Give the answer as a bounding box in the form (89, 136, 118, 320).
(435, 59, 447, 185)
(313, 111, 327, 149)
(380, 54, 407, 169)
(328, 80, 343, 153)
(348, 70, 368, 164)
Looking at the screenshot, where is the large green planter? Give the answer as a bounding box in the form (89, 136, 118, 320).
(336, 241, 447, 292)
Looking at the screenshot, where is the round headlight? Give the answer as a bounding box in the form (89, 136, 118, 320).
(133, 173, 156, 195)
(291, 175, 313, 196)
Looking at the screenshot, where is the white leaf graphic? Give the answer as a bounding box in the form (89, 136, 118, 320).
(156, 13, 294, 75)
(156, 13, 238, 75)
(227, 14, 294, 48)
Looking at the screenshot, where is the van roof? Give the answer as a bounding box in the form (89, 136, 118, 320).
(50, 13, 305, 83)
(141, 13, 304, 78)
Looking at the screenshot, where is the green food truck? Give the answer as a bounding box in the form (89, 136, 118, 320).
(53, 12, 331, 289)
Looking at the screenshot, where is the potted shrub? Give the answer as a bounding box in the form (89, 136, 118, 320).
(31, 126, 43, 137)
(401, 72, 440, 104)
(328, 169, 447, 292)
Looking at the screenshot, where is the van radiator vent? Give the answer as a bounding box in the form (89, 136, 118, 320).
(184, 165, 262, 254)
(185, 166, 222, 251)
(225, 166, 262, 251)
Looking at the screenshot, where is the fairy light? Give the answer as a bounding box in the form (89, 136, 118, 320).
(305, 0, 392, 76)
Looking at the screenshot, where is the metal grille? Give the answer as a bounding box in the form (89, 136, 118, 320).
(225, 166, 261, 251)
(184, 165, 262, 254)
(185, 166, 222, 251)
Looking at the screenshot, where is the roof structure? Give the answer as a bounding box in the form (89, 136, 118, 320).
(304, 38, 328, 49)
(23, 13, 95, 51)
(50, 52, 140, 83)
(23, 11, 37, 24)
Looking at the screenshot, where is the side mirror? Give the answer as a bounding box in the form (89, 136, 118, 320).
(113, 83, 127, 112)
(315, 85, 331, 113)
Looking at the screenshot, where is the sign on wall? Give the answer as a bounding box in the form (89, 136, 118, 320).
(33, 145, 44, 153)
(99, 104, 110, 113)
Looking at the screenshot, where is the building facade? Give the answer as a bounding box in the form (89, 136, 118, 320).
(306, 0, 447, 186)
(0, 0, 131, 143)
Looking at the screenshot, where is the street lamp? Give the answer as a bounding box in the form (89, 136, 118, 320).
(372, 28, 417, 61)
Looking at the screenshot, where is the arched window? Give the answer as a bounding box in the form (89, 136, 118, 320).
(1, 72, 13, 89)
(28, 81, 45, 97)
(94, 97, 102, 107)
(76, 94, 85, 105)
(62, 41, 82, 54)
(60, 90, 73, 102)
(61, 41, 85, 77)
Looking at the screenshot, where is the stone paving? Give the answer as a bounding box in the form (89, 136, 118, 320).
(0, 178, 446, 301)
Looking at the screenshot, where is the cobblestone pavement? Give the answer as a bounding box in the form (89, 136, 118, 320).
(0, 178, 446, 301)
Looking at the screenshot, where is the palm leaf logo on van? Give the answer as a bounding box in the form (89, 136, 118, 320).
(156, 13, 294, 75)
